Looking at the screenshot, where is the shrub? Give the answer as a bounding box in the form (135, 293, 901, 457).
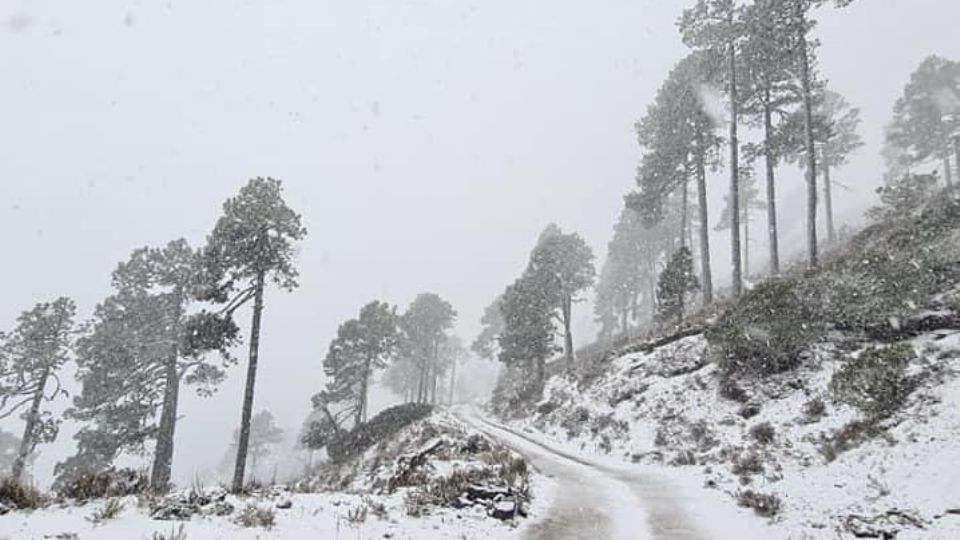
(830, 345, 915, 417)
(818, 419, 885, 462)
(749, 423, 775, 445)
(707, 278, 824, 377)
(233, 504, 275, 529)
(0, 477, 46, 510)
(718, 378, 749, 403)
(737, 490, 782, 517)
(326, 403, 433, 462)
(151, 525, 187, 540)
(89, 498, 125, 524)
(731, 450, 764, 477)
(57, 468, 149, 502)
(801, 398, 826, 423)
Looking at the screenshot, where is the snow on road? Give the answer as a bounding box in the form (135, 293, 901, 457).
(457, 408, 771, 540)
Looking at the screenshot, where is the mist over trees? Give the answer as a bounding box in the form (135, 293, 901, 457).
(3, 1, 959, 517)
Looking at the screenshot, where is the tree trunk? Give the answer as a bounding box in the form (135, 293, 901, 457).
(954, 137, 960, 187)
(762, 98, 780, 275)
(150, 352, 180, 491)
(695, 132, 713, 305)
(231, 269, 266, 494)
(798, 26, 819, 269)
(562, 294, 574, 370)
(728, 37, 743, 297)
(358, 357, 370, 425)
(944, 155, 953, 187)
(680, 178, 689, 248)
(151, 290, 184, 492)
(11, 370, 48, 482)
(823, 151, 836, 243)
(741, 211, 749, 277)
(448, 354, 457, 405)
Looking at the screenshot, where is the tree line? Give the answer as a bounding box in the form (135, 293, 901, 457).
(0, 178, 306, 495)
(300, 293, 461, 451)
(598, 0, 872, 339)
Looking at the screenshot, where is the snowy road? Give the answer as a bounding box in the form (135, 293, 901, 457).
(457, 409, 768, 540)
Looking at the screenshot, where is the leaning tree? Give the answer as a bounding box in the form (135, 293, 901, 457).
(0, 297, 76, 482)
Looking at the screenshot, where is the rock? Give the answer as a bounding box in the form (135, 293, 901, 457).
(276, 500, 293, 510)
(208, 501, 235, 516)
(947, 508, 960, 515)
(452, 496, 473, 509)
(738, 404, 761, 419)
(205, 487, 228, 503)
(151, 500, 195, 521)
(465, 484, 510, 502)
(0, 502, 9, 516)
(489, 500, 517, 520)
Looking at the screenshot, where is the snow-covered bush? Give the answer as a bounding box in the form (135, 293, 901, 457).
(829, 345, 916, 418)
(737, 490, 782, 517)
(233, 504, 275, 529)
(325, 403, 433, 462)
(57, 468, 149, 502)
(708, 277, 824, 377)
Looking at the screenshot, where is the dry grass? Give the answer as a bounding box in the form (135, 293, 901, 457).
(88, 498, 125, 524)
(233, 504, 275, 529)
(0, 477, 46, 510)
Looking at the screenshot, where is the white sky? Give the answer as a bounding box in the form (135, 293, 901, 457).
(1, 0, 958, 485)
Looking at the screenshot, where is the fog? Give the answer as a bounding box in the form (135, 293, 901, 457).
(2, 0, 959, 486)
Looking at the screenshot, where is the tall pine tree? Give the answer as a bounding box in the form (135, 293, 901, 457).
(202, 177, 307, 493)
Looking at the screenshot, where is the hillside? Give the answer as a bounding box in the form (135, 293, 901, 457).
(0, 411, 550, 540)
(500, 192, 960, 538)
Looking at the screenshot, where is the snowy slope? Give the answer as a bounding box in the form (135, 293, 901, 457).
(0, 412, 554, 540)
(510, 332, 960, 538)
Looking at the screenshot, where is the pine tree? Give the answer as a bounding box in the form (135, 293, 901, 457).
(526, 226, 595, 369)
(739, 0, 801, 274)
(471, 295, 505, 361)
(64, 240, 238, 490)
(314, 300, 399, 431)
(781, 88, 864, 242)
(594, 207, 665, 340)
(656, 248, 700, 326)
(0, 298, 76, 482)
(716, 161, 766, 277)
(680, 0, 744, 297)
(399, 293, 456, 405)
(222, 410, 284, 482)
(783, 0, 859, 268)
(202, 177, 307, 493)
(498, 274, 555, 387)
(886, 56, 960, 187)
(630, 51, 722, 307)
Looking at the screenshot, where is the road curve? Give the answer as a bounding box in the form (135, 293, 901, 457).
(457, 410, 763, 540)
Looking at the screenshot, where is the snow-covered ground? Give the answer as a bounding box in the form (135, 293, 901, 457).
(0, 412, 554, 540)
(0, 490, 526, 540)
(509, 331, 960, 539)
(458, 407, 770, 540)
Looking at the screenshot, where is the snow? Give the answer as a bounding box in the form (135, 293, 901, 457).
(0, 412, 557, 540)
(508, 331, 960, 538)
(0, 490, 526, 540)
